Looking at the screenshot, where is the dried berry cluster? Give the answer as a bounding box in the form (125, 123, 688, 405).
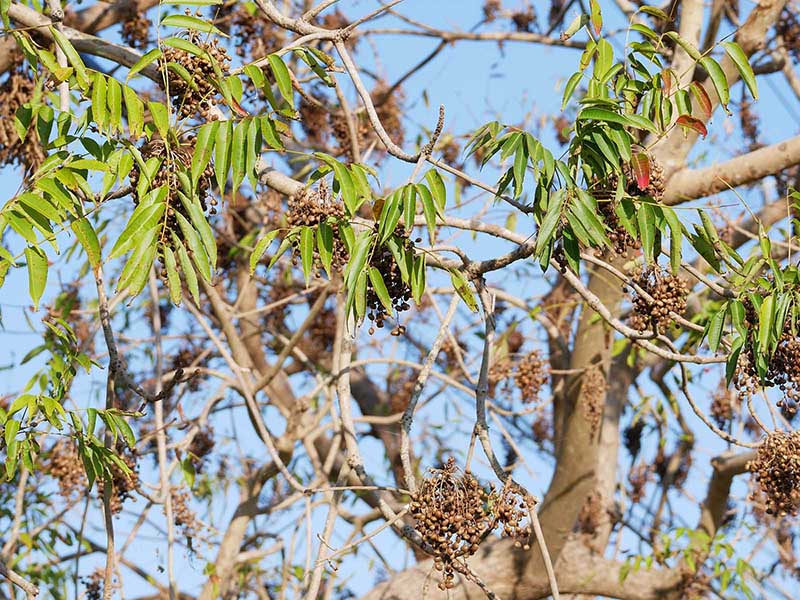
(410, 458, 529, 590)
(628, 267, 688, 334)
(387, 369, 416, 414)
(623, 420, 645, 458)
(778, 4, 800, 62)
(597, 198, 640, 255)
(44, 441, 87, 500)
(580, 366, 606, 436)
(120, 2, 150, 51)
(627, 463, 651, 503)
(97, 451, 139, 515)
(160, 21, 231, 120)
(0, 63, 45, 172)
(622, 156, 665, 200)
(511, 7, 537, 32)
(711, 382, 739, 428)
(531, 413, 552, 444)
(301, 306, 337, 363)
(82, 568, 104, 600)
(226, 4, 280, 60)
(576, 490, 604, 536)
(171, 488, 200, 540)
(188, 426, 215, 471)
(513, 350, 549, 404)
(748, 430, 800, 517)
(734, 301, 800, 418)
(366, 226, 414, 335)
(483, 0, 502, 21)
(286, 186, 348, 275)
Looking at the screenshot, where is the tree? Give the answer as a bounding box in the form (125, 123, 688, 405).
(2, 0, 800, 598)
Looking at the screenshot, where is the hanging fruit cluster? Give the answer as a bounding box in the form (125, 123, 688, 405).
(366, 225, 415, 335)
(0, 59, 46, 172)
(513, 350, 550, 404)
(748, 430, 800, 517)
(734, 299, 800, 418)
(409, 457, 529, 590)
(628, 267, 688, 334)
(160, 19, 231, 120)
(286, 186, 348, 275)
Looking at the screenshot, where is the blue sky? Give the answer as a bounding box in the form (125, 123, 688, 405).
(2, 1, 800, 598)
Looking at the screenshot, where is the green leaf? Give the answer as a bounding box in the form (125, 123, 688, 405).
(424, 170, 446, 215)
(368, 267, 394, 314)
(417, 183, 437, 242)
(450, 269, 477, 312)
(316, 222, 333, 277)
(230, 118, 248, 194)
(51, 28, 89, 90)
(92, 73, 107, 131)
(249, 229, 280, 274)
(637, 204, 656, 263)
(562, 72, 583, 111)
(267, 54, 294, 110)
(722, 41, 757, 100)
(536, 188, 565, 256)
(706, 306, 726, 352)
(181, 457, 196, 488)
(589, 0, 602, 35)
(191, 121, 218, 183)
(665, 31, 701, 61)
(215, 120, 233, 192)
(300, 226, 314, 285)
(106, 76, 123, 133)
(123, 85, 145, 138)
(126, 48, 162, 82)
(577, 108, 658, 134)
(175, 237, 200, 305)
(699, 56, 729, 110)
(160, 14, 226, 36)
(71, 218, 101, 270)
(24, 246, 48, 310)
(164, 245, 182, 305)
(148, 101, 170, 140)
(758, 294, 775, 356)
(109, 201, 166, 260)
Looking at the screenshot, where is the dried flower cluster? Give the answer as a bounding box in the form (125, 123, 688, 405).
(628, 267, 688, 334)
(513, 350, 549, 404)
(365, 225, 414, 335)
(711, 382, 739, 428)
(120, 1, 150, 50)
(734, 301, 800, 418)
(97, 450, 139, 515)
(286, 185, 348, 275)
(410, 458, 529, 590)
(748, 430, 800, 517)
(160, 21, 231, 120)
(171, 488, 200, 541)
(580, 365, 606, 436)
(44, 440, 87, 501)
(0, 63, 45, 172)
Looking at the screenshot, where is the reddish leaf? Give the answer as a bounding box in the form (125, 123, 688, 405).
(676, 114, 708, 138)
(661, 68, 674, 97)
(590, 0, 602, 35)
(690, 82, 712, 119)
(630, 152, 650, 191)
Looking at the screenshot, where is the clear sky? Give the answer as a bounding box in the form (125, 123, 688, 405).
(2, 1, 800, 598)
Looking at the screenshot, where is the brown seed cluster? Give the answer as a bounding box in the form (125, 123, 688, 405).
(286, 185, 348, 276)
(513, 350, 549, 404)
(160, 22, 231, 120)
(576, 490, 604, 536)
(622, 156, 665, 201)
(0, 62, 46, 172)
(711, 382, 739, 428)
(97, 450, 139, 515)
(623, 420, 644, 458)
(188, 426, 215, 472)
(120, 2, 150, 51)
(748, 430, 800, 517)
(627, 463, 651, 503)
(734, 301, 800, 418)
(82, 568, 104, 600)
(366, 225, 415, 334)
(778, 4, 800, 62)
(128, 136, 216, 275)
(171, 488, 200, 541)
(531, 413, 553, 445)
(628, 267, 688, 334)
(483, 0, 502, 21)
(580, 366, 606, 436)
(597, 198, 641, 256)
(410, 458, 529, 590)
(512, 8, 537, 32)
(44, 440, 87, 501)
(301, 306, 338, 363)
(227, 3, 280, 60)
